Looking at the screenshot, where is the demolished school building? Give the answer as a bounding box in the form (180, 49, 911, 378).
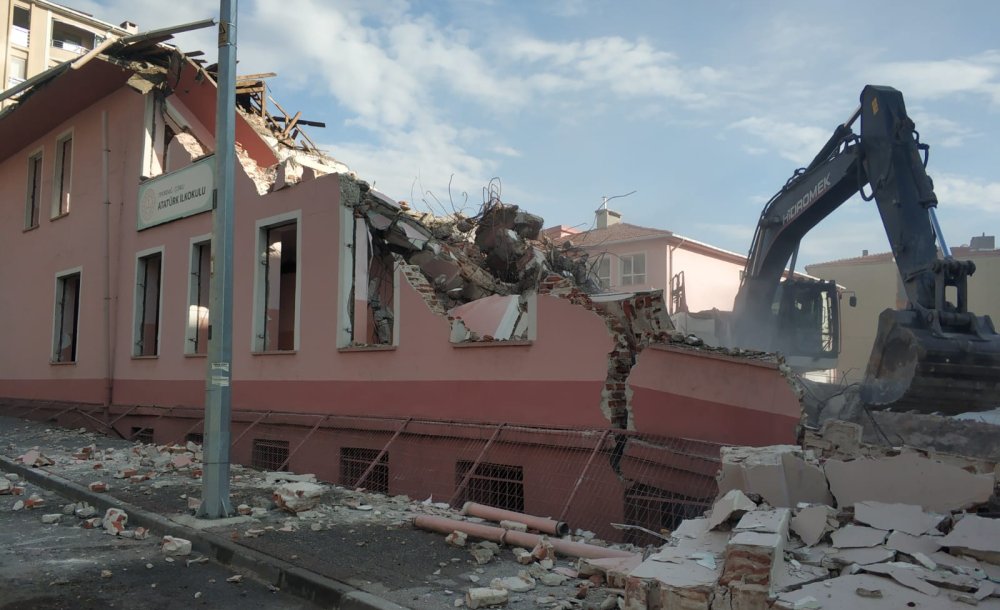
(9, 23, 984, 554)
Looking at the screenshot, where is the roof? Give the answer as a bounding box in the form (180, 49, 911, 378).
(554, 222, 674, 247)
(808, 245, 1000, 269)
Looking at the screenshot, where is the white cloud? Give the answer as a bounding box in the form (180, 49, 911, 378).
(908, 109, 978, 148)
(729, 117, 831, 164)
(863, 52, 1000, 105)
(933, 173, 1000, 213)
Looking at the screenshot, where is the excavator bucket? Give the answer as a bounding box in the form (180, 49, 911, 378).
(861, 309, 1000, 415)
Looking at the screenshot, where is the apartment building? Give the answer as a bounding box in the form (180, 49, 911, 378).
(1, 0, 132, 95)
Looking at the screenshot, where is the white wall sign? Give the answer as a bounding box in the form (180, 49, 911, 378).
(137, 155, 215, 231)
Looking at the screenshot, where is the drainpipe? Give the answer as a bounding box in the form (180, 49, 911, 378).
(102, 110, 114, 419)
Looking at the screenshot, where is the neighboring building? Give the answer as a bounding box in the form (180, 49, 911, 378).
(1, 0, 133, 99)
(545, 208, 749, 316)
(806, 238, 1000, 384)
(0, 28, 805, 540)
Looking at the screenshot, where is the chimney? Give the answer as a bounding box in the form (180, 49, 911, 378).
(120, 21, 139, 34)
(862, 249, 868, 257)
(595, 208, 621, 229)
(970, 233, 995, 251)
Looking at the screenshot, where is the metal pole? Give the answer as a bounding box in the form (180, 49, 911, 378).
(929, 208, 951, 258)
(198, 0, 237, 519)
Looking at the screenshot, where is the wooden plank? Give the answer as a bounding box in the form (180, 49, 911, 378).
(237, 72, 277, 81)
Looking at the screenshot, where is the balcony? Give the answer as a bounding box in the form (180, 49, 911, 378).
(52, 38, 89, 55)
(7, 76, 25, 89)
(10, 25, 29, 48)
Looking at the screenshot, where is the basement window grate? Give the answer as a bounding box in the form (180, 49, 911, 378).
(185, 433, 204, 445)
(624, 483, 707, 546)
(455, 461, 524, 513)
(131, 427, 154, 444)
(251, 439, 289, 471)
(340, 447, 389, 494)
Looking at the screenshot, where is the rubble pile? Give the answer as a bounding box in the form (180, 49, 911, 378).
(618, 421, 1000, 609)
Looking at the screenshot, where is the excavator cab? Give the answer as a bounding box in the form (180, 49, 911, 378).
(770, 278, 840, 372)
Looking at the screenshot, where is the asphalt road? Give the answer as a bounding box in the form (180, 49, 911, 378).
(0, 482, 318, 610)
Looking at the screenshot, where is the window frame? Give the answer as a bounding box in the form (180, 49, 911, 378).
(132, 247, 165, 357)
(185, 235, 212, 356)
(51, 267, 83, 364)
(24, 148, 43, 229)
(620, 252, 647, 286)
(51, 130, 73, 218)
(594, 255, 611, 291)
(252, 211, 302, 353)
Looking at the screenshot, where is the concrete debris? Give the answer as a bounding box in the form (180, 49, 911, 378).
(272, 481, 325, 513)
(17, 449, 54, 467)
(465, 587, 508, 609)
(854, 501, 945, 536)
(490, 572, 536, 593)
(716, 445, 834, 508)
(707, 489, 758, 530)
(102, 508, 128, 535)
(226, 575, 244, 583)
(791, 505, 836, 547)
(446, 530, 468, 547)
(161, 536, 193, 556)
(41, 513, 62, 524)
(940, 515, 1000, 565)
(830, 525, 889, 549)
(824, 453, 994, 513)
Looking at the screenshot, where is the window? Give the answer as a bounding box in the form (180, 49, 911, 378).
(8, 55, 27, 87)
(251, 439, 289, 471)
(341, 448, 389, 494)
(186, 239, 211, 355)
(25, 151, 42, 228)
(11, 7, 29, 47)
(621, 253, 646, 285)
(133, 250, 163, 357)
(52, 270, 81, 363)
(455, 461, 524, 512)
(52, 132, 73, 217)
(254, 215, 299, 352)
(624, 483, 706, 546)
(130, 427, 154, 444)
(594, 255, 611, 291)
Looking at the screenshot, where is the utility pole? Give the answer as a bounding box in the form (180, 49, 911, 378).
(198, 0, 237, 519)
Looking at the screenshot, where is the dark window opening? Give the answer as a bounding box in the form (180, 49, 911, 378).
(131, 427, 154, 444)
(25, 152, 42, 228)
(13, 6, 29, 29)
(135, 252, 162, 356)
(259, 222, 297, 351)
(251, 439, 289, 471)
(54, 135, 72, 216)
(455, 461, 524, 512)
(624, 483, 706, 546)
(340, 447, 389, 494)
(185, 433, 204, 445)
(53, 272, 81, 363)
(188, 242, 211, 354)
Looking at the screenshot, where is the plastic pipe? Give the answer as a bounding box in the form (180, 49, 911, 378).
(413, 515, 635, 560)
(461, 501, 570, 536)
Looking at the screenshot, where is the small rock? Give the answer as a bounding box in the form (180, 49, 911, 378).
(194, 592, 202, 599)
(146, 563, 154, 569)
(471, 548, 494, 565)
(12, 500, 24, 511)
(101, 569, 112, 579)
(539, 573, 567, 586)
(226, 575, 244, 583)
(88, 482, 108, 493)
(446, 530, 468, 547)
(466, 587, 508, 609)
(600, 594, 619, 610)
(512, 547, 533, 565)
(856, 587, 882, 598)
(161, 536, 193, 556)
(41, 513, 62, 524)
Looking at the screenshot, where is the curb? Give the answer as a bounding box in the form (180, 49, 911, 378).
(0, 454, 408, 610)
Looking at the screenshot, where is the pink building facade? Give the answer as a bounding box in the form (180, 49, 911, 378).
(0, 41, 802, 538)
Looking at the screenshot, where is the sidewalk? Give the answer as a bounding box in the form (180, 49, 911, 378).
(0, 415, 635, 610)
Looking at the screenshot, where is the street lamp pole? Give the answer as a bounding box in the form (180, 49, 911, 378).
(198, 0, 237, 519)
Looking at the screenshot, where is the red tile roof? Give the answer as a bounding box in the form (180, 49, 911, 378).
(808, 246, 1000, 269)
(550, 222, 673, 247)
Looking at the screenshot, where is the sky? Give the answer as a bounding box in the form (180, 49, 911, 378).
(76, 0, 1000, 267)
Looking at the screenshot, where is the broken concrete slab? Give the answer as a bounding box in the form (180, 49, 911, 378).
(776, 573, 1000, 610)
(860, 562, 940, 597)
(466, 587, 507, 609)
(941, 514, 1000, 565)
(161, 536, 193, 556)
(721, 530, 787, 593)
(826, 546, 896, 567)
(716, 445, 833, 508)
(733, 508, 791, 536)
(854, 501, 945, 536)
(824, 453, 994, 512)
(272, 481, 324, 514)
(885, 531, 943, 556)
(791, 505, 835, 547)
(628, 549, 720, 610)
(706, 489, 758, 530)
(831, 525, 889, 549)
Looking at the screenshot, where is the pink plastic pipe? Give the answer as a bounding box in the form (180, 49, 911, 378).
(461, 501, 570, 536)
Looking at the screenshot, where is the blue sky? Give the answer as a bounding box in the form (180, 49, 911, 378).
(79, 1, 1000, 266)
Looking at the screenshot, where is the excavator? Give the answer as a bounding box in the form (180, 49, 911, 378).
(728, 84, 1000, 415)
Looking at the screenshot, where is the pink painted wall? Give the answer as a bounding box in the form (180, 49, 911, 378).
(671, 247, 744, 312)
